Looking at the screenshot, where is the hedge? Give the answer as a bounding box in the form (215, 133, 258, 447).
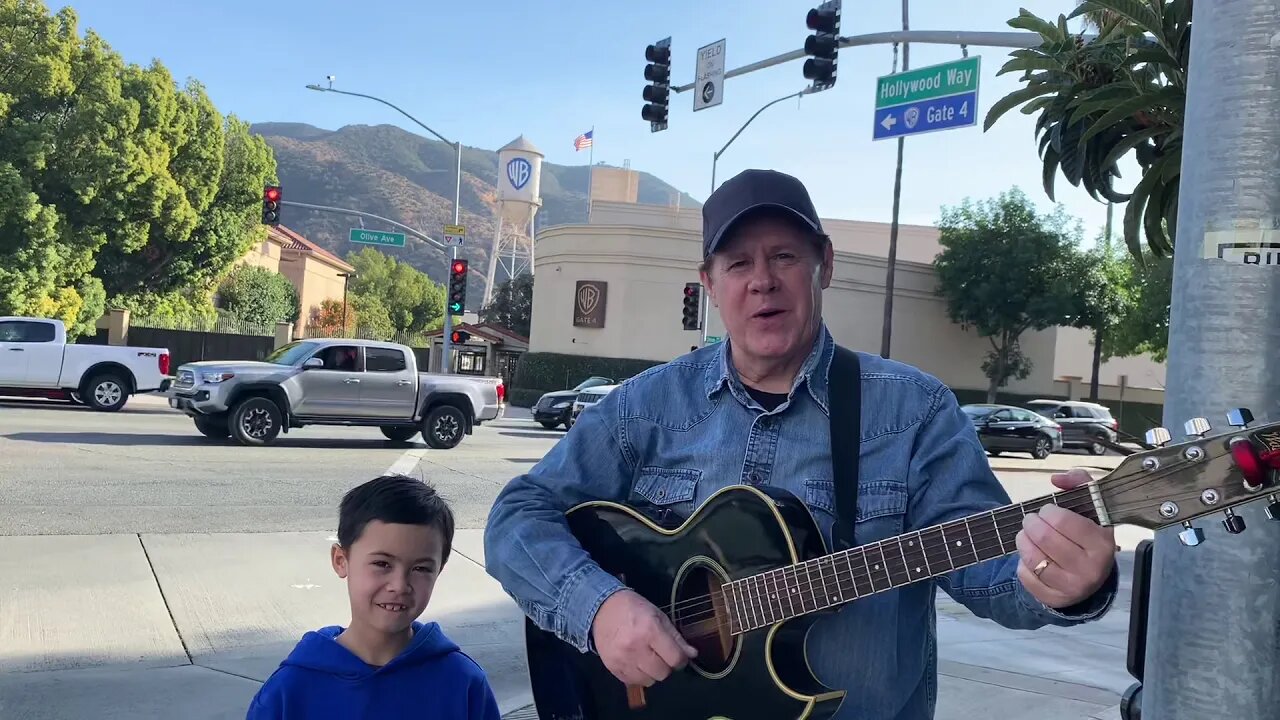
(510, 351, 666, 407)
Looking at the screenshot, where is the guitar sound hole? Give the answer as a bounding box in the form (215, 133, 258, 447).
(673, 562, 736, 676)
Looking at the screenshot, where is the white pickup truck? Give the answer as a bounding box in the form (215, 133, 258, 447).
(0, 316, 171, 412)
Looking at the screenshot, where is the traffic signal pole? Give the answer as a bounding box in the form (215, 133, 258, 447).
(1139, 2, 1280, 717)
(305, 84, 465, 374)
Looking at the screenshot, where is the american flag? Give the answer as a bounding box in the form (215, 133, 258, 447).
(574, 130, 594, 151)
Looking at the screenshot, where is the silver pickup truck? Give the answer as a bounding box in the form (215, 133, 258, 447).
(166, 338, 504, 448)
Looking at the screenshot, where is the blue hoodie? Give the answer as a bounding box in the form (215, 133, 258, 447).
(246, 621, 501, 720)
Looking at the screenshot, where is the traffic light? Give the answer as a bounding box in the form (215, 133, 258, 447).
(448, 259, 468, 315)
(262, 185, 281, 226)
(450, 330, 471, 344)
(803, 0, 841, 92)
(642, 37, 672, 133)
(682, 282, 702, 331)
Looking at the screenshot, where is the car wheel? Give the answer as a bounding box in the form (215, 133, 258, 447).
(1089, 441, 1107, 455)
(83, 372, 129, 412)
(380, 426, 420, 443)
(194, 415, 230, 439)
(423, 405, 466, 450)
(1032, 436, 1052, 460)
(538, 421, 560, 430)
(229, 396, 282, 446)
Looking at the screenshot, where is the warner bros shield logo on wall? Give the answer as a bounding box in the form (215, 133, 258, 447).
(573, 281, 607, 328)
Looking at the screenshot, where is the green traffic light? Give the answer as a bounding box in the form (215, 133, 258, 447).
(450, 302, 462, 312)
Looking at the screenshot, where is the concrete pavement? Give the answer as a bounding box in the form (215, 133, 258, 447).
(0, 397, 1150, 719)
(0, 528, 1145, 720)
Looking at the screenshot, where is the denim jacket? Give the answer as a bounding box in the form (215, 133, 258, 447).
(484, 323, 1117, 720)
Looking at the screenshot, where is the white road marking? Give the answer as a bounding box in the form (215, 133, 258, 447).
(386, 447, 428, 477)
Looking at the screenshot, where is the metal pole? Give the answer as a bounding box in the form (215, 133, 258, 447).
(667, 30, 1103, 94)
(1141, 2, 1280, 717)
(710, 89, 807, 195)
(306, 84, 461, 374)
(880, 0, 909, 359)
(279, 200, 446, 250)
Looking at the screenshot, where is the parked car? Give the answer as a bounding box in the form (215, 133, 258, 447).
(531, 375, 614, 430)
(167, 338, 503, 448)
(568, 383, 619, 428)
(962, 403, 1063, 460)
(0, 316, 171, 412)
(1024, 399, 1118, 456)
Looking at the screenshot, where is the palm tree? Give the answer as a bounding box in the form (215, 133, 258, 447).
(984, 0, 1191, 262)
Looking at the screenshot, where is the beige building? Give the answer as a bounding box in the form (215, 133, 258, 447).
(527, 191, 1166, 416)
(235, 225, 357, 337)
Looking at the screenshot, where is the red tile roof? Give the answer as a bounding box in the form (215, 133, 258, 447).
(268, 225, 356, 273)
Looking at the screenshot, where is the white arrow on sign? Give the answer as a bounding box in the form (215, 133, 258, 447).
(881, 115, 897, 131)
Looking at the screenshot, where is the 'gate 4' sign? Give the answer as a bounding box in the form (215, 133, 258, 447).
(873, 56, 980, 141)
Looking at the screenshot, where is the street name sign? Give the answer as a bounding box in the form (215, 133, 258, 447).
(873, 56, 980, 141)
(694, 39, 725, 111)
(349, 228, 406, 248)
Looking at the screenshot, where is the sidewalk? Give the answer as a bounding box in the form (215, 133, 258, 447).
(0, 525, 1137, 720)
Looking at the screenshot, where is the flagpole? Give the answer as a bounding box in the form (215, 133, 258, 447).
(586, 126, 594, 222)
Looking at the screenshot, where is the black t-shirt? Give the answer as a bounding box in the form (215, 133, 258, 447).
(745, 386, 789, 412)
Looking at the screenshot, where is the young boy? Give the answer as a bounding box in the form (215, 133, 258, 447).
(247, 474, 501, 719)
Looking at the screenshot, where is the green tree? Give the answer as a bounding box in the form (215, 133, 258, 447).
(216, 265, 298, 327)
(934, 188, 1093, 402)
(0, 2, 134, 324)
(1072, 236, 1134, 399)
(480, 273, 533, 337)
(345, 247, 444, 335)
(983, 1, 1190, 260)
(1108, 249, 1172, 362)
(0, 0, 278, 332)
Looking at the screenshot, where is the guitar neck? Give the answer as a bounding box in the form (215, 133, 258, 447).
(723, 484, 1102, 634)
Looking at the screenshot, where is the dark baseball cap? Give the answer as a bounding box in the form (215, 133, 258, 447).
(701, 169, 826, 259)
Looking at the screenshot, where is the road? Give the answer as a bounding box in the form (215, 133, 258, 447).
(0, 394, 559, 535)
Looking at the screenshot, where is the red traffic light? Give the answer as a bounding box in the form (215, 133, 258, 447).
(264, 186, 280, 202)
(684, 284, 699, 297)
(452, 261, 466, 274)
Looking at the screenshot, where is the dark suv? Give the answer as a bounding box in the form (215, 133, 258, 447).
(531, 375, 614, 430)
(1024, 399, 1118, 455)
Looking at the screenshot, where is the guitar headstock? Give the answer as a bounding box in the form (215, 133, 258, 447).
(1098, 408, 1280, 545)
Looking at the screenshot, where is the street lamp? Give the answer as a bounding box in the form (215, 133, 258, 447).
(306, 82, 463, 373)
(338, 272, 356, 333)
(711, 88, 810, 193)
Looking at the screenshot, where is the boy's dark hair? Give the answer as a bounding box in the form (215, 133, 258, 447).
(338, 474, 455, 566)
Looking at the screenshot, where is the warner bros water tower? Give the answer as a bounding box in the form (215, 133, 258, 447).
(484, 135, 543, 306)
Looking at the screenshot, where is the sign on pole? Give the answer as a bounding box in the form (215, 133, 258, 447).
(349, 228, 406, 248)
(443, 224, 466, 247)
(694, 39, 726, 111)
(873, 56, 980, 141)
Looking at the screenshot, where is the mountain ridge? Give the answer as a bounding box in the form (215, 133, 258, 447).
(250, 122, 700, 306)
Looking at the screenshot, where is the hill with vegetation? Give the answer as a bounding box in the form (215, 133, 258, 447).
(251, 122, 700, 295)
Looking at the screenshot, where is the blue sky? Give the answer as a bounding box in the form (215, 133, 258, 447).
(59, 0, 1118, 240)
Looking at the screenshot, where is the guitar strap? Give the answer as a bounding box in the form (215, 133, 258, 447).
(829, 344, 861, 551)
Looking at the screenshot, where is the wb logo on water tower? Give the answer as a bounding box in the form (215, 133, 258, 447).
(507, 158, 532, 190)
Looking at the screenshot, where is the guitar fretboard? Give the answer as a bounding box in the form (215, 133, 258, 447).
(721, 486, 1099, 634)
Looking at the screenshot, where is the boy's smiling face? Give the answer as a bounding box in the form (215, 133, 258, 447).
(332, 520, 444, 636)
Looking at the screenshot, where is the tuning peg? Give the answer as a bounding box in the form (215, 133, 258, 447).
(1179, 521, 1206, 546)
(1145, 427, 1173, 447)
(1265, 494, 1280, 521)
(1184, 417, 1212, 438)
(1227, 408, 1255, 428)
(1222, 509, 1246, 534)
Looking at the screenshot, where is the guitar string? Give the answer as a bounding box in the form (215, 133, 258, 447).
(665, 458, 1157, 617)
(673, 472, 1242, 638)
(671, 460, 1222, 631)
(663, 449, 1221, 620)
(663, 454, 1240, 630)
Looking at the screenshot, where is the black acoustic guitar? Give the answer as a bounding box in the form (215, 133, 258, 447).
(523, 411, 1280, 719)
